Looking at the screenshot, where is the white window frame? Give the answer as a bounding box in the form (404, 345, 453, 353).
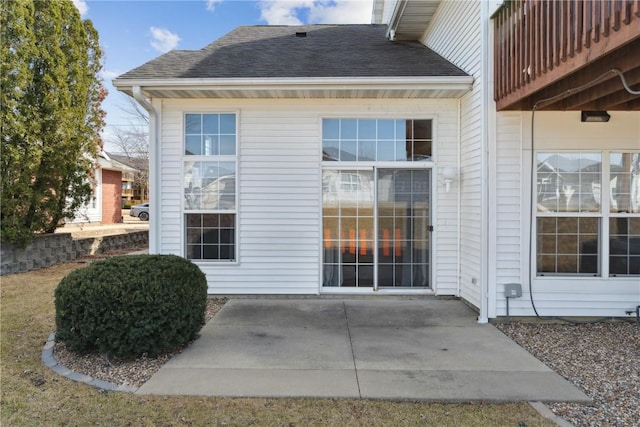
(320, 117, 437, 293)
(534, 150, 640, 278)
(182, 112, 239, 263)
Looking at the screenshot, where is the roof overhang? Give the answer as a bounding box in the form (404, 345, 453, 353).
(113, 76, 474, 100)
(387, 0, 441, 41)
(97, 152, 138, 172)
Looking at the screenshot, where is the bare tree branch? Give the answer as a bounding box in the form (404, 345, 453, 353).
(105, 95, 150, 202)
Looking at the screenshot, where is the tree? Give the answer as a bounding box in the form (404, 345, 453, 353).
(1, 0, 106, 247)
(108, 95, 149, 202)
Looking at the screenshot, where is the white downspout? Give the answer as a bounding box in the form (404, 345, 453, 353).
(456, 98, 462, 297)
(478, 1, 492, 324)
(132, 86, 160, 254)
(386, 0, 408, 40)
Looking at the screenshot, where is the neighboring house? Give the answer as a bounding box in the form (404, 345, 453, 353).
(108, 152, 149, 203)
(71, 152, 138, 224)
(114, 0, 639, 321)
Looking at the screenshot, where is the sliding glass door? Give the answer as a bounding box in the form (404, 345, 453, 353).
(322, 168, 431, 289)
(377, 169, 430, 288)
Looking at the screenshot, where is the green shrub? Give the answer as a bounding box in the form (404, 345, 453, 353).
(55, 254, 208, 359)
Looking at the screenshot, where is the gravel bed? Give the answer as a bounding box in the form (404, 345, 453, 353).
(53, 298, 227, 388)
(496, 320, 639, 427)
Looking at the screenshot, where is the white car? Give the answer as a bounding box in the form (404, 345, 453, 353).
(129, 203, 149, 221)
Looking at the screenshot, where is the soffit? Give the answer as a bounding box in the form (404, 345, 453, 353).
(114, 77, 474, 100)
(389, 0, 441, 41)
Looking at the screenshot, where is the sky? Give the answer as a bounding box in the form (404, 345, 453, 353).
(72, 0, 375, 151)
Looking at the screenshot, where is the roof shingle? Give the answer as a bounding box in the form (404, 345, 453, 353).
(117, 24, 468, 80)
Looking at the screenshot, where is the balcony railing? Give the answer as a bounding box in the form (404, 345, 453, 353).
(493, 0, 640, 110)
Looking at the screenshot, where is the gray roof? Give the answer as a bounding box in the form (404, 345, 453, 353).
(117, 24, 468, 80)
(106, 153, 145, 171)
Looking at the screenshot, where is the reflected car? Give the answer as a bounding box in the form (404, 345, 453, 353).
(129, 203, 149, 221)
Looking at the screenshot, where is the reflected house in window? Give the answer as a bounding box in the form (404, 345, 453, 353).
(322, 171, 373, 204)
(322, 119, 432, 163)
(184, 163, 235, 210)
(536, 154, 602, 213)
(537, 153, 640, 277)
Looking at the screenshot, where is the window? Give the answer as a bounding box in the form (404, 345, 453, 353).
(183, 113, 236, 261)
(185, 213, 235, 260)
(609, 153, 640, 275)
(536, 152, 639, 276)
(321, 118, 432, 289)
(322, 119, 432, 162)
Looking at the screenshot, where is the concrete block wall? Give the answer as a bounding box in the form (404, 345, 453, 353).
(0, 231, 148, 275)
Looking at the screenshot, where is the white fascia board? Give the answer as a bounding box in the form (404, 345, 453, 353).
(113, 76, 474, 93)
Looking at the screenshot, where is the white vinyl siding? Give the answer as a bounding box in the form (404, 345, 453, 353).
(494, 112, 527, 317)
(71, 168, 102, 223)
(434, 112, 461, 296)
(423, 0, 485, 308)
(157, 98, 460, 295)
(159, 108, 183, 255)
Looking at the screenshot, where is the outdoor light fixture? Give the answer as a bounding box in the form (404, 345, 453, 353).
(581, 111, 610, 123)
(441, 166, 457, 193)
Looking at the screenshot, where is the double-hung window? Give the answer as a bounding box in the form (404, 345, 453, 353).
(183, 113, 237, 261)
(536, 152, 639, 276)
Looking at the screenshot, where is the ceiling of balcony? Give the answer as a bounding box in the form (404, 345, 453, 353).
(506, 38, 640, 111)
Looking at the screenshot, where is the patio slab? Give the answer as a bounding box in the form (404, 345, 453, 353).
(136, 299, 590, 403)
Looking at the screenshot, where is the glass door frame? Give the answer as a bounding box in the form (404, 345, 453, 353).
(320, 162, 434, 293)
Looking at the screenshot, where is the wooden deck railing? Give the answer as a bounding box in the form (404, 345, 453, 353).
(493, 0, 640, 109)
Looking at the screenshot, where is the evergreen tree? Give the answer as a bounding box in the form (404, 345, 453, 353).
(1, 0, 106, 246)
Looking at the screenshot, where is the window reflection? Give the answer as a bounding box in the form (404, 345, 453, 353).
(322, 169, 430, 287)
(184, 161, 235, 210)
(536, 153, 602, 212)
(610, 153, 640, 213)
(183, 113, 237, 262)
(322, 119, 432, 162)
(536, 151, 639, 277)
(185, 113, 236, 156)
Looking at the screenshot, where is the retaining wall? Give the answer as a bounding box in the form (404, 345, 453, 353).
(1, 231, 148, 275)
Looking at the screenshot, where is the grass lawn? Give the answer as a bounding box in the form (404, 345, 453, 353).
(1, 261, 556, 426)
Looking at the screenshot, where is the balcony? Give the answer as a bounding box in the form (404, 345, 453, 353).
(493, 0, 640, 111)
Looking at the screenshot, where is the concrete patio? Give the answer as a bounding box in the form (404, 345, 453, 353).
(137, 299, 589, 403)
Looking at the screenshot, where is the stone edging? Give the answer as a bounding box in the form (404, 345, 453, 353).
(42, 332, 138, 393)
(528, 401, 574, 427)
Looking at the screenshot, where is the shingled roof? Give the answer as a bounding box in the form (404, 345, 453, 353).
(117, 24, 468, 80)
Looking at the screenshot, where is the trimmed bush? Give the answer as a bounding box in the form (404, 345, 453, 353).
(55, 254, 208, 359)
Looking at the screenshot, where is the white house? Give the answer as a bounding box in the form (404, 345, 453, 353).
(114, 0, 639, 321)
(71, 152, 138, 224)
